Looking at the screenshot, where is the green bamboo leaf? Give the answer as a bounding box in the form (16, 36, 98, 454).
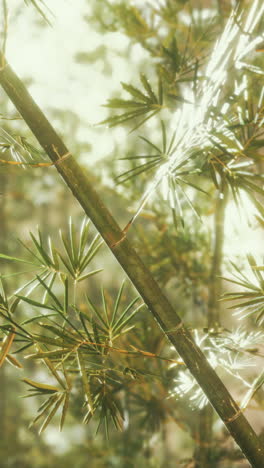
(169, 179, 183, 224)
(111, 281, 125, 328)
(242, 370, 264, 409)
(36, 275, 63, 310)
(86, 295, 108, 328)
(168, 94, 193, 105)
(116, 160, 160, 184)
(121, 82, 149, 102)
(69, 217, 78, 267)
(77, 350, 93, 414)
(118, 154, 160, 160)
(140, 74, 158, 103)
(60, 392, 70, 431)
(62, 365, 71, 390)
(31, 333, 66, 347)
(15, 343, 34, 354)
(100, 107, 152, 128)
(39, 394, 65, 433)
(38, 323, 77, 343)
(114, 325, 135, 338)
(161, 120, 167, 154)
(158, 77, 163, 105)
(129, 109, 161, 133)
(23, 392, 45, 398)
(30, 231, 53, 267)
(209, 164, 220, 189)
(113, 303, 144, 335)
(16, 295, 55, 311)
(42, 354, 66, 389)
(104, 98, 147, 109)
(257, 310, 264, 324)
(220, 292, 259, 301)
(139, 135, 162, 154)
(57, 251, 75, 277)
(247, 254, 264, 286)
(79, 312, 93, 344)
(230, 261, 252, 282)
(229, 183, 241, 212)
(212, 131, 240, 151)
(79, 235, 103, 272)
(13, 270, 49, 299)
(60, 275, 68, 313)
(247, 193, 264, 218)
(221, 275, 255, 290)
(60, 231, 75, 269)
(5, 354, 23, 369)
(178, 184, 202, 221)
(42, 271, 57, 305)
(78, 218, 90, 261)
(101, 288, 110, 326)
(227, 296, 264, 309)
(48, 308, 86, 341)
(167, 131, 177, 155)
(177, 178, 208, 196)
(92, 320, 101, 348)
(30, 394, 59, 426)
(112, 297, 140, 332)
(0, 253, 37, 266)
(22, 378, 60, 393)
(242, 178, 264, 196)
(10, 296, 21, 314)
(37, 393, 58, 414)
(106, 108, 151, 125)
(234, 306, 264, 323)
(77, 269, 103, 283)
(26, 349, 70, 360)
(48, 237, 60, 271)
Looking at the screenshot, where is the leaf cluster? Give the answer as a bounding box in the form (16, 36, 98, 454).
(221, 255, 264, 325)
(101, 74, 163, 131)
(0, 221, 150, 434)
(171, 327, 264, 409)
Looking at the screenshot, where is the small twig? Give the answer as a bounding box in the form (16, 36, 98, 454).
(69, 339, 185, 365)
(111, 218, 133, 248)
(0, 151, 71, 168)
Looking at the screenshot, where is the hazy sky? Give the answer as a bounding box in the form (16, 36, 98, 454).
(5, 0, 138, 161)
(3, 0, 262, 258)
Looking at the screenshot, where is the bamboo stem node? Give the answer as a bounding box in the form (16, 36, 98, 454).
(165, 322, 184, 334)
(225, 408, 244, 424)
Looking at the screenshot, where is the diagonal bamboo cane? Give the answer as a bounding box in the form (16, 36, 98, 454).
(0, 56, 263, 467)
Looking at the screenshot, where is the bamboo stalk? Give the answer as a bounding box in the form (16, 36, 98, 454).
(0, 57, 263, 467)
(195, 184, 228, 467)
(208, 183, 228, 327)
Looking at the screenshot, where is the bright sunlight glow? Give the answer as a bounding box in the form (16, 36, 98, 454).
(131, 0, 264, 228)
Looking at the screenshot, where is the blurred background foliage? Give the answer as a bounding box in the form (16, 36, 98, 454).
(0, 0, 263, 467)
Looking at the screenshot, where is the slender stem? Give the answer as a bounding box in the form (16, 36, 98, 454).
(195, 407, 214, 468)
(208, 183, 228, 327)
(0, 57, 263, 467)
(195, 183, 228, 467)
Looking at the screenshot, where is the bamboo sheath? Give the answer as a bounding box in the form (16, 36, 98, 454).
(0, 56, 263, 467)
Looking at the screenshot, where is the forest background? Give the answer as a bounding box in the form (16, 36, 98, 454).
(0, 1, 263, 467)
